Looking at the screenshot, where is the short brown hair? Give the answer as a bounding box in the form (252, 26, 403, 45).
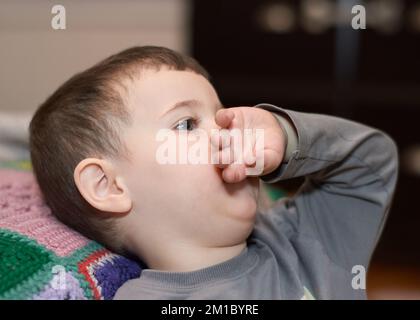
(29, 46, 209, 254)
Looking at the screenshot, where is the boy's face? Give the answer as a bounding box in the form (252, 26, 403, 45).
(118, 68, 259, 250)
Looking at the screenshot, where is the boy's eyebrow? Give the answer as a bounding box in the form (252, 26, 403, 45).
(159, 99, 202, 118)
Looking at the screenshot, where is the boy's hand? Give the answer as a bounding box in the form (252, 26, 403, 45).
(212, 107, 287, 183)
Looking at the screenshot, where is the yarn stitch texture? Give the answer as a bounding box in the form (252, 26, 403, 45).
(0, 161, 142, 300)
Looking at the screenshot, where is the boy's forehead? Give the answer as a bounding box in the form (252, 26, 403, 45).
(126, 68, 218, 120)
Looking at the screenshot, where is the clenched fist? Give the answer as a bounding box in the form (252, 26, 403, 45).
(212, 107, 287, 183)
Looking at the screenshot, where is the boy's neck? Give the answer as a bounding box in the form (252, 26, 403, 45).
(140, 241, 247, 272)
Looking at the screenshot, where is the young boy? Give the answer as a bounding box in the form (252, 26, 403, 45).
(29, 46, 398, 300)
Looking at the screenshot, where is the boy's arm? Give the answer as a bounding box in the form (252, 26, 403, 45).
(255, 103, 399, 270)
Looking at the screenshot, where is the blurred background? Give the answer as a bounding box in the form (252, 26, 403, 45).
(0, 0, 419, 299)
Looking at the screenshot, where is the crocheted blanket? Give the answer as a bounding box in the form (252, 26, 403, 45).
(0, 162, 142, 300)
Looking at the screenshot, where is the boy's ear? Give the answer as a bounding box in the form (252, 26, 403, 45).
(73, 158, 132, 215)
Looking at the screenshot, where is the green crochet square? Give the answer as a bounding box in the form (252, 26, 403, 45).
(0, 160, 32, 171)
(0, 230, 53, 296)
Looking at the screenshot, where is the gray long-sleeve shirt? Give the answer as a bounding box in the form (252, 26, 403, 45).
(114, 103, 399, 300)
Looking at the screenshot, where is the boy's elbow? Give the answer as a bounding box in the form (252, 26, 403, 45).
(383, 132, 399, 170)
(377, 131, 399, 193)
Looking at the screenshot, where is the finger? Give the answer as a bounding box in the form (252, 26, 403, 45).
(210, 128, 231, 150)
(243, 132, 256, 166)
(222, 163, 247, 184)
(244, 152, 264, 177)
(246, 149, 282, 177)
(215, 108, 235, 129)
(244, 149, 256, 166)
(245, 129, 268, 175)
(214, 145, 235, 169)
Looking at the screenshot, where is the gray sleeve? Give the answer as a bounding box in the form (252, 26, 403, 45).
(254, 103, 399, 269)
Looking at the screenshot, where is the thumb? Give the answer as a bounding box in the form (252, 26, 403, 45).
(215, 108, 235, 129)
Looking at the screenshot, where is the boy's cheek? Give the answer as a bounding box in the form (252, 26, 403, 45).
(125, 144, 259, 200)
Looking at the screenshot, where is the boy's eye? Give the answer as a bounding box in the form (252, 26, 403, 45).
(175, 118, 196, 131)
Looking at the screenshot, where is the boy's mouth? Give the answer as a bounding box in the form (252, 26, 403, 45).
(219, 169, 259, 195)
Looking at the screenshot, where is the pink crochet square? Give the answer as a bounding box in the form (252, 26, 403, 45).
(0, 169, 89, 256)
